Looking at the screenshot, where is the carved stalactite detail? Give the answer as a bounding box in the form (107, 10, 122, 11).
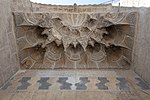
(14, 12, 137, 69)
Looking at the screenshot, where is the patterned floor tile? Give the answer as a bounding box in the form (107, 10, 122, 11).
(17, 77, 31, 90)
(0, 70, 150, 100)
(116, 77, 130, 91)
(86, 77, 99, 91)
(26, 77, 40, 92)
(107, 77, 118, 91)
(96, 77, 109, 90)
(75, 77, 90, 90)
(57, 77, 72, 90)
(37, 77, 51, 90)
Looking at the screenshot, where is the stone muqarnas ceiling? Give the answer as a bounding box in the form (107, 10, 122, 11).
(13, 12, 137, 69)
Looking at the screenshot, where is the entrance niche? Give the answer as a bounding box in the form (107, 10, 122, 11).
(14, 12, 137, 69)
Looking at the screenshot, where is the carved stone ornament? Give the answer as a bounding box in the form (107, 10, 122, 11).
(14, 12, 137, 69)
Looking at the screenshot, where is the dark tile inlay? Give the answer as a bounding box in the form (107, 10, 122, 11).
(17, 77, 31, 90)
(135, 78, 150, 90)
(37, 77, 51, 90)
(75, 77, 90, 90)
(2, 82, 12, 90)
(96, 77, 109, 90)
(57, 77, 72, 90)
(116, 77, 129, 91)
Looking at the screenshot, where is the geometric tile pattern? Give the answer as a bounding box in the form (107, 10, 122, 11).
(75, 77, 90, 90)
(96, 77, 109, 90)
(0, 77, 149, 91)
(37, 77, 51, 90)
(116, 77, 130, 91)
(17, 77, 31, 90)
(57, 77, 72, 90)
(1, 71, 150, 100)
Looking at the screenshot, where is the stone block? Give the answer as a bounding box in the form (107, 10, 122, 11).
(8, 32, 17, 54)
(0, 46, 11, 70)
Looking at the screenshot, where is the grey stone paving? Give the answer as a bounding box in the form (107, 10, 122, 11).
(1, 76, 149, 91)
(135, 78, 150, 90)
(37, 77, 51, 90)
(116, 77, 129, 91)
(17, 77, 31, 90)
(96, 77, 109, 90)
(75, 77, 90, 90)
(57, 77, 72, 90)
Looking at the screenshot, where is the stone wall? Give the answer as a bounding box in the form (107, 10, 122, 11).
(12, 0, 32, 12)
(132, 8, 150, 85)
(31, 3, 112, 13)
(111, 7, 150, 84)
(0, 0, 19, 87)
(0, 0, 32, 88)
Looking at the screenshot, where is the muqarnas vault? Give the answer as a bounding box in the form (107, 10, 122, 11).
(14, 12, 137, 69)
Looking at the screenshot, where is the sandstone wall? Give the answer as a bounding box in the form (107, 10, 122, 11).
(0, 0, 19, 87)
(110, 7, 150, 84)
(0, 0, 32, 87)
(132, 8, 150, 85)
(31, 3, 112, 13)
(13, 0, 32, 12)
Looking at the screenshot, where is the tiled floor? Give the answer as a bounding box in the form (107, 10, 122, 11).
(0, 69, 150, 100)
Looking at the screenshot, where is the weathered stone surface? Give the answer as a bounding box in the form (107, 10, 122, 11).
(17, 77, 31, 90)
(13, 12, 137, 69)
(135, 78, 150, 90)
(0, 0, 19, 87)
(0, 0, 150, 88)
(31, 3, 112, 13)
(96, 77, 109, 90)
(133, 8, 150, 84)
(37, 77, 51, 90)
(75, 77, 90, 90)
(116, 77, 130, 91)
(57, 77, 72, 90)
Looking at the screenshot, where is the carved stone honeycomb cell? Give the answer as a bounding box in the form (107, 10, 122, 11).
(14, 12, 137, 69)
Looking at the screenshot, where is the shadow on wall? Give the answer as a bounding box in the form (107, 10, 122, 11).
(13, 12, 137, 69)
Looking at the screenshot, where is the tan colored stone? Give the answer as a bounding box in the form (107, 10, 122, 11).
(13, 11, 137, 69)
